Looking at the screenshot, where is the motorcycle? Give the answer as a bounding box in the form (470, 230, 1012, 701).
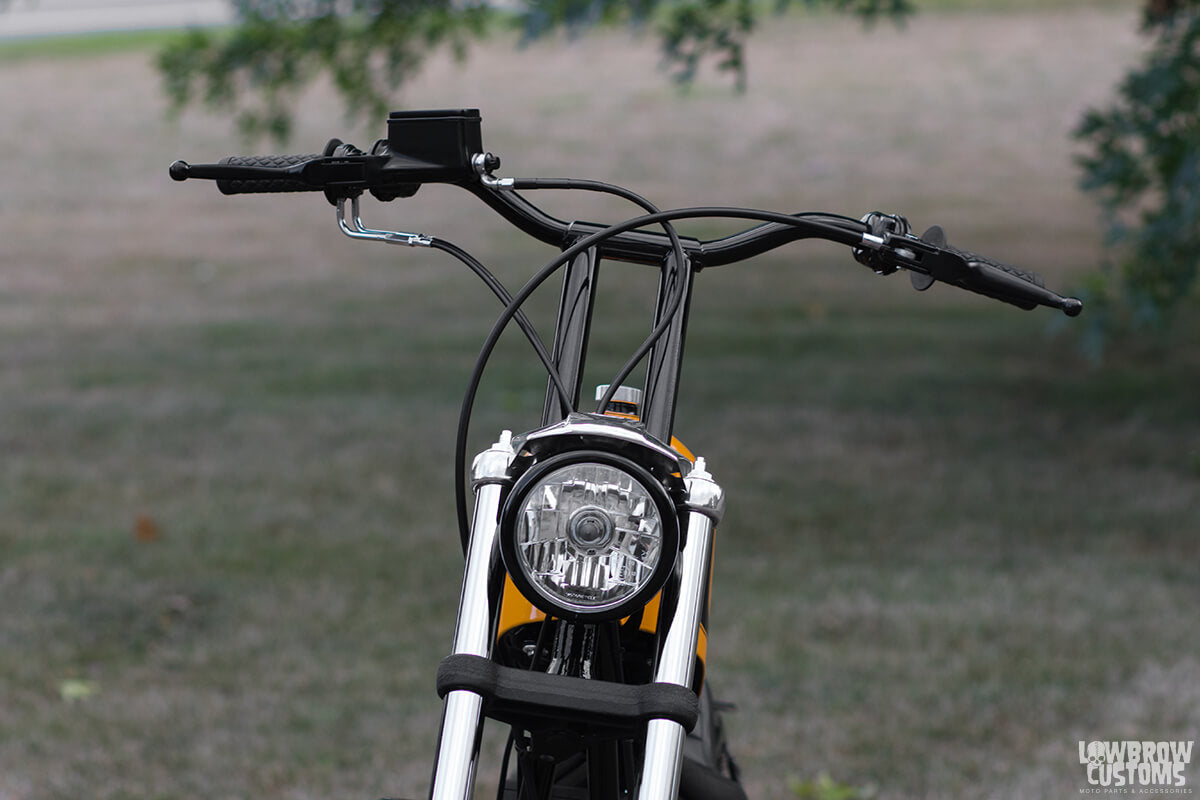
(170, 108, 1082, 800)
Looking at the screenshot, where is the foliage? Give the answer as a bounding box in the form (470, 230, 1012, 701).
(1073, 0, 1200, 354)
(152, 0, 1199, 347)
(158, 0, 492, 140)
(157, 0, 910, 141)
(789, 772, 877, 800)
(521, 0, 911, 91)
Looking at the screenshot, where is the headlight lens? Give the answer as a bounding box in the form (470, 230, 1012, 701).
(501, 454, 678, 620)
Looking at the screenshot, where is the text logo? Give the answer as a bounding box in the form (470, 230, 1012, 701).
(1079, 740, 1194, 793)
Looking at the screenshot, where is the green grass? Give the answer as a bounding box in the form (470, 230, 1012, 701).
(0, 29, 181, 62)
(5, 243, 1195, 799)
(2, 4, 1196, 800)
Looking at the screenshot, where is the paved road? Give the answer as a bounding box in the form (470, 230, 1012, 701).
(0, 0, 231, 38)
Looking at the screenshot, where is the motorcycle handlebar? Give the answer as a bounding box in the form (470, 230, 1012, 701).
(169, 133, 1083, 317)
(169, 144, 870, 265)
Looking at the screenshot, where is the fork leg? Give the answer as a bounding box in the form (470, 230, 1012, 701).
(430, 435, 514, 800)
(638, 460, 724, 800)
(637, 508, 716, 800)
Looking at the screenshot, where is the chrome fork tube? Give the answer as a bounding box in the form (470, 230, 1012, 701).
(637, 458, 725, 800)
(430, 432, 515, 800)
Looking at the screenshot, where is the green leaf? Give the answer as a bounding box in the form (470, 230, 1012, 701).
(58, 678, 99, 703)
(157, 0, 909, 144)
(1073, 4, 1200, 353)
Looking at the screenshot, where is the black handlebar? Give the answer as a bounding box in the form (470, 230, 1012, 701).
(168, 109, 1083, 318)
(169, 147, 871, 268)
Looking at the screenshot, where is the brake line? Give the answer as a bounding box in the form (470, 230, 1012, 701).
(428, 237, 573, 413)
(453, 178, 685, 554)
(509, 179, 690, 417)
(453, 205, 867, 554)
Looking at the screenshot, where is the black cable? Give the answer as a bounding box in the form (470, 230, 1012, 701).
(452, 180, 686, 554)
(596, 257, 683, 416)
(791, 211, 868, 225)
(510, 178, 667, 216)
(496, 729, 517, 800)
(600, 214, 870, 414)
(453, 205, 869, 552)
(429, 237, 573, 413)
(600, 212, 873, 413)
(511, 179, 689, 418)
(509, 179, 692, 417)
(597, 212, 868, 412)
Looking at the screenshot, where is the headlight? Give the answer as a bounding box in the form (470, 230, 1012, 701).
(499, 452, 679, 621)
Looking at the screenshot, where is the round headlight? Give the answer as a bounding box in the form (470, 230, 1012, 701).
(499, 452, 679, 621)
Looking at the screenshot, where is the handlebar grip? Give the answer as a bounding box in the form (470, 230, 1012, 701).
(214, 154, 324, 195)
(908, 225, 1082, 317)
(944, 242, 1046, 293)
(946, 245, 1087, 315)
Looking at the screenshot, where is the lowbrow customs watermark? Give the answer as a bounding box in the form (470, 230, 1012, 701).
(1079, 740, 1195, 794)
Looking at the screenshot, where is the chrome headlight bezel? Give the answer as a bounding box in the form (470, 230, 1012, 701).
(499, 450, 680, 622)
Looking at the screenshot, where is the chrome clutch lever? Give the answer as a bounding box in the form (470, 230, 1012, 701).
(336, 196, 433, 248)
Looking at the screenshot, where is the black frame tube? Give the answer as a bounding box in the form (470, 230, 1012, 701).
(541, 247, 601, 425)
(641, 252, 695, 443)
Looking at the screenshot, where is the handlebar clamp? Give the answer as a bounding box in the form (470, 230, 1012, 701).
(853, 212, 912, 275)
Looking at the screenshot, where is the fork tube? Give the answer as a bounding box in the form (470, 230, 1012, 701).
(430, 434, 515, 800)
(638, 510, 714, 800)
(637, 461, 724, 800)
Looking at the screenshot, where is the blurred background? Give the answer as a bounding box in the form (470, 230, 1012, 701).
(1, 1, 1197, 798)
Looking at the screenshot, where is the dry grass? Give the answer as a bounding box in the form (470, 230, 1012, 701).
(3, 4, 1198, 800)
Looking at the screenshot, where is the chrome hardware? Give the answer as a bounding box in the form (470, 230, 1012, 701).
(472, 152, 515, 190)
(430, 691, 485, 800)
(430, 432, 515, 800)
(856, 211, 912, 274)
(336, 196, 433, 247)
(514, 413, 687, 479)
(595, 384, 643, 406)
(470, 430, 516, 489)
(684, 457, 725, 524)
(860, 211, 911, 238)
(636, 467, 719, 800)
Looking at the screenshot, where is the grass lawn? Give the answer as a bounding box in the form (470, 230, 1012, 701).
(2, 3, 1197, 799)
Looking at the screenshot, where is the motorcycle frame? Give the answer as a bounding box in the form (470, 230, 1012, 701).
(429, 242, 721, 800)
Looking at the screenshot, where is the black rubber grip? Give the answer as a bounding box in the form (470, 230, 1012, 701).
(910, 225, 1082, 314)
(945, 244, 1045, 311)
(216, 154, 323, 195)
(944, 243, 1046, 290)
